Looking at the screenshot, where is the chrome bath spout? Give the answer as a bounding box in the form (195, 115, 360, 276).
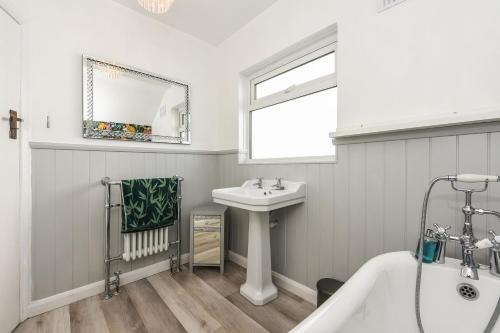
(473, 208, 500, 218)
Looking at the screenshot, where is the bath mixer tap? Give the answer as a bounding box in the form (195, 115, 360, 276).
(489, 230, 500, 277)
(432, 177, 500, 280)
(415, 174, 500, 333)
(432, 223, 452, 264)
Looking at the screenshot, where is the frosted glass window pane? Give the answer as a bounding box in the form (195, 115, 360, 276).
(251, 88, 337, 159)
(255, 52, 335, 99)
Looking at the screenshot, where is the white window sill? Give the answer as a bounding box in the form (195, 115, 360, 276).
(238, 155, 337, 165)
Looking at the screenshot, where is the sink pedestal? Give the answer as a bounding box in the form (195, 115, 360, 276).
(240, 211, 278, 305)
(212, 179, 306, 305)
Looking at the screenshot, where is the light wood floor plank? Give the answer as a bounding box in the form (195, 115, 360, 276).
(16, 262, 314, 333)
(172, 268, 268, 333)
(100, 288, 148, 333)
(226, 293, 295, 333)
(225, 262, 315, 322)
(193, 268, 239, 297)
(70, 296, 109, 333)
(195, 267, 295, 333)
(148, 272, 222, 333)
(125, 279, 187, 333)
(195, 262, 314, 333)
(270, 289, 315, 323)
(15, 305, 70, 333)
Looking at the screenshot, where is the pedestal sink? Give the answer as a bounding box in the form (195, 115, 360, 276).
(212, 179, 306, 305)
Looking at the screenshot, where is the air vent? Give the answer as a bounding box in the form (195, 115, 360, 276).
(377, 0, 408, 12)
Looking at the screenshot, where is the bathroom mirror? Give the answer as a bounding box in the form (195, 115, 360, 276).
(82, 56, 191, 144)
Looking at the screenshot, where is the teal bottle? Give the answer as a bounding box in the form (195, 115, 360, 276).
(415, 229, 438, 263)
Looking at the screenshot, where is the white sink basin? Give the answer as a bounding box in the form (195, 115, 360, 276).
(212, 179, 306, 211)
(212, 179, 307, 306)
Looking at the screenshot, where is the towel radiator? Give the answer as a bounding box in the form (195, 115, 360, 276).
(101, 175, 184, 300)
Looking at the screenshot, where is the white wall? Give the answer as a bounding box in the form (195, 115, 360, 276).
(19, 0, 220, 150)
(6, 0, 500, 151)
(215, 0, 500, 150)
(338, 0, 500, 132)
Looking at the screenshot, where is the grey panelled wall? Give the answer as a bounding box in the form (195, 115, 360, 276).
(31, 148, 217, 300)
(218, 132, 500, 289)
(31, 131, 500, 300)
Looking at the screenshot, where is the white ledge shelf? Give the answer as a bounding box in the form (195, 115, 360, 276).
(331, 111, 500, 139)
(29, 141, 238, 155)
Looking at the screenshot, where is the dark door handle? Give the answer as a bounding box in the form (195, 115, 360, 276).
(2, 110, 23, 139)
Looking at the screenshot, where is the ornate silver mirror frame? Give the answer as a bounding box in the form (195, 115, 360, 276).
(82, 55, 191, 144)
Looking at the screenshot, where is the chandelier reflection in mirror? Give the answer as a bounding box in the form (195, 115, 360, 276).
(137, 0, 175, 14)
(82, 56, 191, 144)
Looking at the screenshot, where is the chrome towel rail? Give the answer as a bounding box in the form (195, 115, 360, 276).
(100, 175, 184, 300)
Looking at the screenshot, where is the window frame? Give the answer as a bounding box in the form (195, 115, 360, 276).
(240, 34, 338, 165)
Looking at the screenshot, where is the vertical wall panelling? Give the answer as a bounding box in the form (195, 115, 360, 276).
(283, 164, 308, 284)
(429, 136, 459, 259)
(218, 133, 500, 288)
(365, 142, 385, 259)
(306, 164, 321, 287)
(32, 132, 500, 299)
(32, 149, 56, 300)
(348, 144, 366, 276)
(31, 148, 219, 300)
(72, 151, 90, 288)
(318, 164, 334, 279)
(405, 139, 430, 251)
(383, 141, 406, 252)
(332, 145, 350, 282)
(270, 209, 286, 274)
(88, 151, 106, 283)
(54, 150, 74, 293)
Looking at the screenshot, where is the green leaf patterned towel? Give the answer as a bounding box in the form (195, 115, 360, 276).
(121, 178, 178, 233)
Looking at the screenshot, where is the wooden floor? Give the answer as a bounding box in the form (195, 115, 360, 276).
(15, 262, 315, 333)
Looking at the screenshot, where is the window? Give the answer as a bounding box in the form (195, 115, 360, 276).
(244, 36, 337, 163)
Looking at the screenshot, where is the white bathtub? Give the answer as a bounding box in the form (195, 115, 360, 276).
(291, 251, 500, 333)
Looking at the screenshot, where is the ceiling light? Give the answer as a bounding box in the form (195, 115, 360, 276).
(137, 0, 175, 14)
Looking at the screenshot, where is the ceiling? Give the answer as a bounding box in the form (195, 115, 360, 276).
(113, 0, 278, 45)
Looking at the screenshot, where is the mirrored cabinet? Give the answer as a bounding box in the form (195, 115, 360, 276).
(190, 205, 227, 273)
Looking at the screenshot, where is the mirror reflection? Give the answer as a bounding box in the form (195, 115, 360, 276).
(82, 57, 190, 144)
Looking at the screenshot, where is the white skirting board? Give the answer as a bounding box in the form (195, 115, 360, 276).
(228, 251, 317, 305)
(25, 253, 190, 319)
